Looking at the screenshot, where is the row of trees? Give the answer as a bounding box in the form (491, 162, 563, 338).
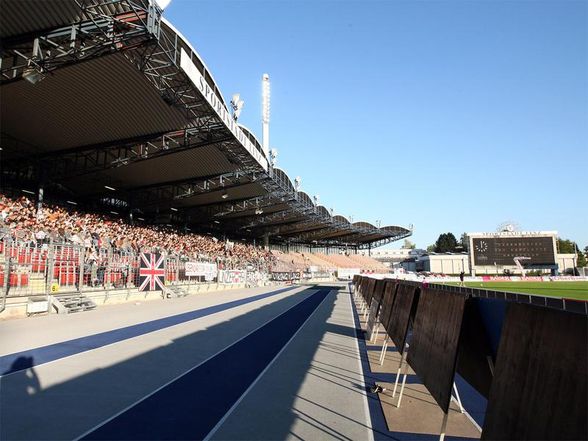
(557, 239, 587, 267)
(426, 232, 468, 253)
(425, 233, 587, 267)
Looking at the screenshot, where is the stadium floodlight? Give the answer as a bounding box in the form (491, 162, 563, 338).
(110, 211, 119, 215)
(170, 207, 178, 212)
(230, 93, 245, 121)
(152, 0, 172, 10)
(104, 185, 116, 191)
(137, 217, 145, 221)
(213, 220, 220, 224)
(255, 208, 264, 215)
(66, 200, 78, 205)
(294, 176, 301, 191)
(262, 74, 270, 157)
(262, 74, 270, 123)
(21, 189, 35, 195)
(270, 149, 278, 167)
(221, 190, 229, 199)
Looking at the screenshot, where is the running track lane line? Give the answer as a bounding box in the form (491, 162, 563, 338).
(0, 285, 299, 376)
(78, 288, 332, 441)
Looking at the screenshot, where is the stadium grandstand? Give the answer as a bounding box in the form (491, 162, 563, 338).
(0, 0, 407, 311)
(0, 0, 410, 257)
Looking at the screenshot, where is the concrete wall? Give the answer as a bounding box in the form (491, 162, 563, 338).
(420, 254, 470, 274)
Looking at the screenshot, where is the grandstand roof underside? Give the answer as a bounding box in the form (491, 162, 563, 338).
(0, 0, 411, 249)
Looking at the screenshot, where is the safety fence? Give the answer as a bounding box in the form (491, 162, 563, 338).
(0, 237, 266, 299)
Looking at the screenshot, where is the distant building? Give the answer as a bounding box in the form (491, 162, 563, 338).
(415, 253, 470, 274)
(359, 248, 423, 268)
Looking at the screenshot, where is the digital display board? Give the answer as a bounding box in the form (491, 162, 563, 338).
(472, 236, 555, 266)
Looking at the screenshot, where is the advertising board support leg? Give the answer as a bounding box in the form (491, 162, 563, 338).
(439, 411, 449, 441)
(392, 344, 408, 399)
(370, 322, 380, 344)
(362, 302, 370, 320)
(379, 336, 389, 365)
(396, 362, 409, 408)
(452, 382, 465, 413)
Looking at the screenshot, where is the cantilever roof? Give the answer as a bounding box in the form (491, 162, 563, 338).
(0, 0, 411, 248)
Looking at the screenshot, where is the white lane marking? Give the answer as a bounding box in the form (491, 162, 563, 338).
(74, 288, 316, 441)
(0, 285, 305, 379)
(348, 284, 375, 441)
(203, 289, 333, 441)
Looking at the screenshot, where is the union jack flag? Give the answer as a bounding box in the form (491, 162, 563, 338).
(138, 253, 166, 291)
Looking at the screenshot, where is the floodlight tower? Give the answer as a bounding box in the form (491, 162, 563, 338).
(262, 73, 271, 158)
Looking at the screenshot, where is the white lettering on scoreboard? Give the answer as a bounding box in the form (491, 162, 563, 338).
(179, 49, 268, 171)
(468, 231, 557, 238)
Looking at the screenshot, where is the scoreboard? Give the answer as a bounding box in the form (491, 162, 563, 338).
(472, 236, 556, 266)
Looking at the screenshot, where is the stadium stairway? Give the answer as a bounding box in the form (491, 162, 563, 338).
(50, 293, 97, 314)
(163, 285, 189, 299)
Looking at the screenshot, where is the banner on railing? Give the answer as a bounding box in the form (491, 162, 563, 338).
(185, 261, 218, 281)
(218, 270, 247, 284)
(139, 253, 166, 291)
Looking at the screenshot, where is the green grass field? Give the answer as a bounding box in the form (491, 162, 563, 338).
(444, 281, 588, 300)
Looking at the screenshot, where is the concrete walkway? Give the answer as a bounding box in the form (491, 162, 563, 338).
(1, 283, 483, 440)
(0, 284, 373, 440)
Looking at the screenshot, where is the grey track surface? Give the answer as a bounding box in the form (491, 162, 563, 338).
(209, 286, 372, 441)
(0, 284, 372, 441)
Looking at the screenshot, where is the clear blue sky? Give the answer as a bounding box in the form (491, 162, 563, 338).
(164, 0, 588, 250)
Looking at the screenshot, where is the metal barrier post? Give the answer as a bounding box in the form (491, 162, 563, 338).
(0, 254, 9, 314)
(78, 247, 85, 293)
(46, 245, 55, 296)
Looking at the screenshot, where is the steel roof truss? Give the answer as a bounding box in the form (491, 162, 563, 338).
(1, 0, 161, 84)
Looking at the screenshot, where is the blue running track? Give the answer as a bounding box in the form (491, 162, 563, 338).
(0, 286, 298, 375)
(80, 288, 331, 440)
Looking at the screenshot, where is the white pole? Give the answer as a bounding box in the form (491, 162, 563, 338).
(262, 73, 270, 158)
(439, 412, 449, 441)
(392, 345, 408, 398)
(452, 382, 465, 413)
(379, 336, 389, 365)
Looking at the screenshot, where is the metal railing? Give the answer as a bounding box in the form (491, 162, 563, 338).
(0, 236, 269, 299)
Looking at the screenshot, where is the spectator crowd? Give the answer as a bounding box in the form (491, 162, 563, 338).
(0, 193, 276, 271)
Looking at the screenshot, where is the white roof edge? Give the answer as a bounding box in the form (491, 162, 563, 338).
(162, 17, 227, 108)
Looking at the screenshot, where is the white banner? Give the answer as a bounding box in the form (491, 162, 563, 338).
(185, 262, 218, 281)
(337, 268, 361, 280)
(218, 270, 247, 284)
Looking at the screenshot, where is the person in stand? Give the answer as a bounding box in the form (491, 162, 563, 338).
(459, 271, 465, 287)
(96, 261, 106, 289)
(121, 264, 129, 288)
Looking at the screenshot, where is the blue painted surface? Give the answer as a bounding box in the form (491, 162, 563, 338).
(475, 298, 507, 357)
(81, 288, 331, 440)
(0, 286, 298, 376)
(454, 373, 487, 428)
